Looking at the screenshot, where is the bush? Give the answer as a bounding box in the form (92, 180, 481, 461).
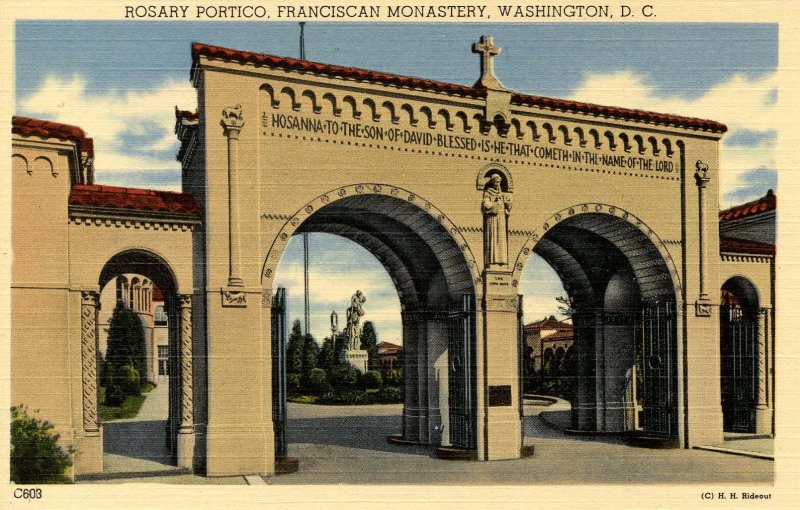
(118, 365, 141, 396)
(306, 368, 331, 395)
(383, 368, 403, 386)
(361, 370, 383, 389)
(11, 406, 73, 484)
(318, 389, 372, 405)
(287, 373, 301, 393)
(372, 386, 403, 404)
(104, 384, 126, 407)
(329, 365, 359, 389)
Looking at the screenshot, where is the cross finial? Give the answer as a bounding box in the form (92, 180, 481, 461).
(472, 35, 504, 89)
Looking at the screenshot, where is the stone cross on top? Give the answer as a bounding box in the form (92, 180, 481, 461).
(472, 35, 504, 90)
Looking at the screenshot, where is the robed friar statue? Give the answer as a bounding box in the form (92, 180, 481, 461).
(482, 174, 512, 266)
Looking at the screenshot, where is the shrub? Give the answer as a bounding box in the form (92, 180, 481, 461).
(372, 386, 403, 404)
(318, 389, 371, 405)
(306, 368, 331, 395)
(361, 370, 383, 389)
(287, 373, 301, 393)
(11, 406, 73, 484)
(329, 365, 360, 389)
(118, 365, 141, 395)
(100, 362, 116, 388)
(104, 384, 126, 407)
(383, 368, 403, 386)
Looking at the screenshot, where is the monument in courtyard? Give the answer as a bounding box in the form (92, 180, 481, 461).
(341, 290, 369, 373)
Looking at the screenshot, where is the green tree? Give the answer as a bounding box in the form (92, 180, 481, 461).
(360, 321, 380, 371)
(286, 319, 304, 374)
(302, 333, 320, 374)
(105, 302, 148, 383)
(333, 331, 348, 365)
(318, 336, 336, 371)
(11, 406, 73, 484)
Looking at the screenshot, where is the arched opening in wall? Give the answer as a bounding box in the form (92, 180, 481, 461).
(267, 193, 477, 473)
(518, 212, 679, 445)
(96, 250, 183, 474)
(720, 277, 760, 434)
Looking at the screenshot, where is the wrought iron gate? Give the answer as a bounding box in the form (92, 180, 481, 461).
(448, 294, 476, 449)
(635, 301, 678, 437)
(720, 305, 757, 433)
(271, 287, 288, 460)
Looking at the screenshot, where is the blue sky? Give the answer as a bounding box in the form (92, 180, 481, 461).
(15, 22, 778, 342)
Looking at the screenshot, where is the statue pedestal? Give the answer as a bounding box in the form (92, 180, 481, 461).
(341, 349, 369, 373)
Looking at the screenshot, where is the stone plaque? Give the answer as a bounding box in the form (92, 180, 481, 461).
(488, 385, 512, 407)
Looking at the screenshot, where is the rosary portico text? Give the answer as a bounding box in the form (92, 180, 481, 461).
(267, 112, 676, 173)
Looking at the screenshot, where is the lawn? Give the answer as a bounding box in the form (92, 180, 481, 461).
(98, 387, 147, 421)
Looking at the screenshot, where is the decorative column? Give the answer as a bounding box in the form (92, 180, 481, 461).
(694, 160, 712, 316)
(755, 308, 771, 434)
(80, 291, 100, 435)
(176, 294, 196, 468)
(221, 105, 246, 304)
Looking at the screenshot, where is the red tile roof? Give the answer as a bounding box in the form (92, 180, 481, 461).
(69, 184, 201, 217)
(378, 341, 403, 355)
(524, 317, 572, 333)
(541, 329, 574, 343)
(192, 42, 727, 133)
(719, 189, 776, 222)
(720, 237, 775, 256)
(12, 116, 94, 158)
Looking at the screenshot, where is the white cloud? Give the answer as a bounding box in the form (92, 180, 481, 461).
(19, 74, 195, 188)
(570, 71, 778, 208)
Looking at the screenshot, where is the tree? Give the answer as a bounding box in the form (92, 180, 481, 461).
(105, 302, 148, 383)
(333, 331, 348, 365)
(556, 295, 575, 320)
(302, 333, 320, 374)
(286, 319, 304, 375)
(318, 336, 336, 371)
(360, 321, 380, 371)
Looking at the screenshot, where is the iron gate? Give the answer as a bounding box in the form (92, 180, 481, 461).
(634, 301, 678, 437)
(271, 287, 288, 460)
(448, 294, 476, 449)
(720, 304, 757, 433)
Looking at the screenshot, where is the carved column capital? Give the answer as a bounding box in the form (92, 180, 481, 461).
(221, 104, 244, 138)
(694, 160, 710, 189)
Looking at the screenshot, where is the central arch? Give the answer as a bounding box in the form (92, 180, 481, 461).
(262, 184, 481, 461)
(514, 204, 683, 444)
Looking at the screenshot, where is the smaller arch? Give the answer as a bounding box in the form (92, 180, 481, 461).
(420, 106, 436, 128)
(526, 120, 541, 142)
(476, 163, 513, 192)
(438, 109, 455, 131)
(342, 96, 362, 120)
(603, 131, 617, 150)
(721, 276, 761, 317)
(455, 111, 471, 133)
(301, 90, 322, 114)
(280, 87, 301, 111)
(362, 98, 380, 122)
(33, 156, 55, 177)
(573, 126, 587, 147)
(588, 129, 601, 149)
(12, 154, 30, 175)
(618, 133, 632, 153)
(542, 123, 557, 143)
(383, 101, 400, 124)
(400, 104, 418, 126)
(633, 134, 646, 155)
(259, 84, 280, 109)
(322, 93, 342, 117)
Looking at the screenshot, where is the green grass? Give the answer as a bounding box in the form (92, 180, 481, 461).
(288, 395, 319, 404)
(98, 387, 147, 421)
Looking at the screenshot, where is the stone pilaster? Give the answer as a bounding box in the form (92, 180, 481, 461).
(755, 308, 772, 435)
(80, 291, 100, 435)
(694, 161, 712, 317)
(221, 104, 245, 293)
(177, 294, 196, 468)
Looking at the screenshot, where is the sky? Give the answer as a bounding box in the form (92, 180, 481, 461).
(15, 22, 778, 343)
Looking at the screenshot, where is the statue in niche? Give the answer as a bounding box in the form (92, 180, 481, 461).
(345, 290, 366, 350)
(482, 173, 512, 266)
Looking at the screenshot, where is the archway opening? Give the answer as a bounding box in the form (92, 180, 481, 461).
(720, 276, 760, 433)
(96, 250, 183, 474)
(519, 212, 679, 444)
(267, 193, 478, 474)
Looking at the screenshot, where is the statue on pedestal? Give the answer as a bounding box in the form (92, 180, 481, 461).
(482, 174, 512, 266)
(345, 290, 366, 351)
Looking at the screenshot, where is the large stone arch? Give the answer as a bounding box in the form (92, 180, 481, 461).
(261, 184, 481, 453)
(513, 204, 683, 442)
